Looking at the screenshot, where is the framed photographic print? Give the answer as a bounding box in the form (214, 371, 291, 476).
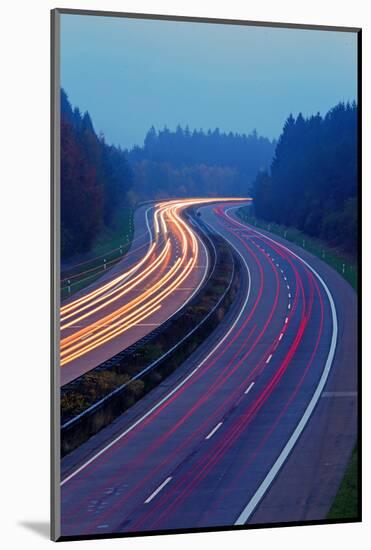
(51, 8, 361, 542)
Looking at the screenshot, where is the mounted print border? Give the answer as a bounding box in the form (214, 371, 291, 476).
(51, 8, 362, 542)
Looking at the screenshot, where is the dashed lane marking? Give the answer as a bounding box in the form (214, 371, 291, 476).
(244, 382, 255, 395)
(321, 391, 357, 398)
(205, 422, 223, 440)
(144, 477, 172, 504)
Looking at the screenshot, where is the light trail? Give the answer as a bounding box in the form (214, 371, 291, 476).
(60, 242, 157, 316)
(61, 256, 196, 364)
(60, 257, 183, 357)
(60, 198, 251, 369)
(60, 240, 171, 329)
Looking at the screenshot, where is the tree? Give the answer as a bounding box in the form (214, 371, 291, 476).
(127, 124, 276, 197)
(60, 89, 133, 259)
(251, 102, 358, 256)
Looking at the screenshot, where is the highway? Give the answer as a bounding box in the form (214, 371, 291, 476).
(60, 198, 245, 385)
(60, 201, 357, 537)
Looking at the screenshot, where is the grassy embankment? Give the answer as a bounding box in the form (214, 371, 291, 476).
(237, 207, 357, 291)
(61, 207, 134, 299)
(328, 447, 359, 520)
(237, 206, 359, 520)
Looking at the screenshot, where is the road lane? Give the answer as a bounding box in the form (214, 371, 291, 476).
(60, 202, 357, 537)
(60, 199, 245, 385)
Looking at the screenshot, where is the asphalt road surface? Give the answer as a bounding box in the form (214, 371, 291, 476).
(60, 200, 212, 385)
(60, 202, 357, 537)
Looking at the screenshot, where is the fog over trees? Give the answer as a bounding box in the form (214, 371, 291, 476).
(252, 102, 357, 255)
(127, 125, 276, 199)
(61, 88, 357, 260)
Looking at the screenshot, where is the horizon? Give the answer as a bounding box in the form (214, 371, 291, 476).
(62, 86, 279, 147)
(60, 14, 357, 149)
(62, 86, 357, 151)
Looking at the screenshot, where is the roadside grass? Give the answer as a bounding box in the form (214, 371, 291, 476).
(237, 207, 357, 291)
(61, 207, 134, 299)
(236, 206, 359, 521)
(327, 446, 359, 520)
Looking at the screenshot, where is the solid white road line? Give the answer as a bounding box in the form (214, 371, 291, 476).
(224, 209, 338, 526)
(61, 210, 252, 487)
(144, 477, 172, 504)
(171, 221, 210, 317)
(205, 422, 223, 440)
(85, 205, 155, 300)
(244, 382, 255, 395)
(103, 208, 209, 330)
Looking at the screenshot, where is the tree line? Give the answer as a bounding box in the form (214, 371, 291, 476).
(252, 102, 357, 255)
(61, 88, 357, 260)
(61, 89, 133, 260)
(127, 126, 276, 199)
(61, 91, 275, 258)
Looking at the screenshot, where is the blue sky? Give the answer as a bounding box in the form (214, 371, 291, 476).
(61, 14, 357, 149)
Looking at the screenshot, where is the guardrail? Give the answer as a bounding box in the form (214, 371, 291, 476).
(61, 214, 216, 428)
(61, 216, 242, 456)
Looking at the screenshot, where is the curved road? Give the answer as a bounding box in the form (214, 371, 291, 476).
(60, 199, 241, 385)
(59, 201, 357, 537)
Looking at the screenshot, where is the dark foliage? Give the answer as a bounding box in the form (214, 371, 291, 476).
(61, 89, 133, 259)
(127, 125, 276, 199)
(252, 102, 357, 255)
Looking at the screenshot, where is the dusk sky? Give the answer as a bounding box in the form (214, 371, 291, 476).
(61, 14, 357, 149)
